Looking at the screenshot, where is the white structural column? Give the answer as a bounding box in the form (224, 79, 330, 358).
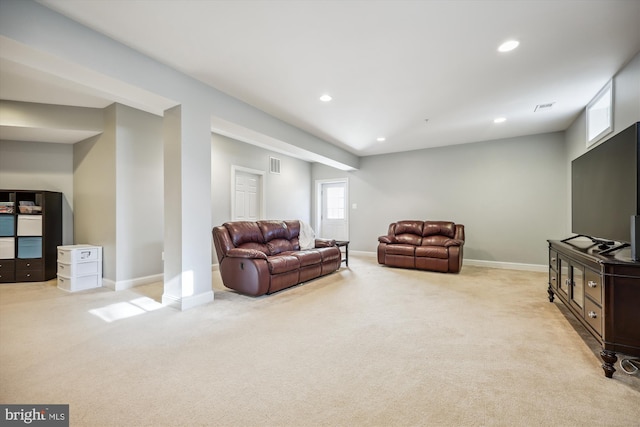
(162, 104, 214, 310)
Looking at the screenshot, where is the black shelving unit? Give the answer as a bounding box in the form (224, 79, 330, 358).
(0, 190, 62, 282)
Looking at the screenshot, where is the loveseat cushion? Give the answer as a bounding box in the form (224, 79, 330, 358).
(393, 220, 424, 245)
(395, 220, 423, 235)
(423, 221, 455, 238)
(421, 235, 451, 246)
(415, 245, 449, 259)
(395, 234, 422, 245)
(386, 244, 416, 256)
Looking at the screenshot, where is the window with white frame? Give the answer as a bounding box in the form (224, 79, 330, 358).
(586, 80, 613, 147)
(326, 186, 345, 219)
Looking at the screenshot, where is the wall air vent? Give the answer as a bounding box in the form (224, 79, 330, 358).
(534, 102, 555, 112)
(269, 156, 281, 174)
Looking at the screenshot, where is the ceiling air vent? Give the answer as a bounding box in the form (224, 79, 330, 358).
(269, 156, 281, 174)
(534, 102, 555, 112)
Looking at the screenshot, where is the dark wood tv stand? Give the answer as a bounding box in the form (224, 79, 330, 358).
(548, 239, 640, 378)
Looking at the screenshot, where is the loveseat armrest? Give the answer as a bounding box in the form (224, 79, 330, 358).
(378, 235, 393, 244)
(444, 238, 464, 247)
(315, 238, 336, 248)
(226, 248, 268, 260)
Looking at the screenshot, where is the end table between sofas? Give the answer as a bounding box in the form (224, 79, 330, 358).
(336, 240, 349, 267)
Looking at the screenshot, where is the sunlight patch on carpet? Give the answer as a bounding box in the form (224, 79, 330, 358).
(88, 297, 165, 322)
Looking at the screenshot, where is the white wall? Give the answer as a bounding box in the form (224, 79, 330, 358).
(74, 104, 117, 280)
(211, 133, 312, 256)
(0, 139, 74, 245)
(73, 103, 164, 286)
(313, 132, 567, 266)
(2, 1, 636, 279)
(114, 103, 163, 282)
(2, 102, 164, 286)
(0, 100, 103, 246)
(1, 0, 357, 308)
(564, 52, 640, 231)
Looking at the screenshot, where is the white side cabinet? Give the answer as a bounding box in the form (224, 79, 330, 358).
(57, 245, 102, 292)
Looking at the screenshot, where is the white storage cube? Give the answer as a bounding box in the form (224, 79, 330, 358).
(57, 274, 101, 292)
(0, 237, 15, 259)
(17, 215, 42, 236)
(57, 245, 101, 263)
(57, 260, 100, 277)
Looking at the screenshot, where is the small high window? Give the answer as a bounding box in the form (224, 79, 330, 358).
(586, 80, 613, 147)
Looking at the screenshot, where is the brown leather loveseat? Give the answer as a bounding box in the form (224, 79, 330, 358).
(377, 220, 465, 273)
(212, 220, 341, 296)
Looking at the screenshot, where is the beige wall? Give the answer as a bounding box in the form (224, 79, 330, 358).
(211, 133, 312, 262)
(0, 139, 74, 245)
(312, 132, 567, 266)
(74, 104, 117, 280)
(564, 52, 640, 232)
(114, 104, 164, 282)
(73, 103, 164, 286)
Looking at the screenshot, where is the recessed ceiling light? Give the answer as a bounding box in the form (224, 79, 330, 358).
(494, 117, 506, 123)
(319, 94, 332, 102)
(498, 40, 519, 52)
(376, 137, 386, 142)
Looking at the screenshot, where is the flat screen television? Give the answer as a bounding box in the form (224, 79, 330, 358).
(571, 121, 639, 251)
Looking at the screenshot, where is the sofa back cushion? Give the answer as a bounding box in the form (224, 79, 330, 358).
(258, 220, 297, 255)
(225, 221, 264, 246)
(394, 220, 424, 245)
(423, 221, 456, 238)
(224, 221, 270, 253)
(283, 220, 302, 250)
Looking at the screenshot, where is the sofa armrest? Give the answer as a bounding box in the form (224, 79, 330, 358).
(314, 238, 336, 248)
(226, 248, 268, 259)
(378, 235, 394, 244)
(444, 238, 464, 247)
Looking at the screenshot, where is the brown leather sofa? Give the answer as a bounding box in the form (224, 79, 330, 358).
(377, 220, 465, 273)
(212, 220, 341, 296)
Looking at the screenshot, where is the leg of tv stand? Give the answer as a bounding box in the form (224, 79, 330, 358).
(547, 285, 555, 302)
(600, 350, 617, 378)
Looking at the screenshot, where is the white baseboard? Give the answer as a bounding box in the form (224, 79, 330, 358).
(102, 273, 164, 291)
(352, 250, 546, 272)
(464, 259, 547, 272)
(102, 255, 545, 293)
(103, 268, 221, 292)
(350, 250, 376, 258)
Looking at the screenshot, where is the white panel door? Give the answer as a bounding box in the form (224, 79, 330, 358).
(319, 180, 348, 240)
(234, 171, 260, 221)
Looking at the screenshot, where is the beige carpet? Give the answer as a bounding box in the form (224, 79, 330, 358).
(1, 254, 639, 427)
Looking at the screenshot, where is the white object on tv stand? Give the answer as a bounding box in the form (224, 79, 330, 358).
(57, 244, 103, 292)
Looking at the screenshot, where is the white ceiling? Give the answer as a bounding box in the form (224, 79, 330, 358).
(2, 0, 640, 156)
